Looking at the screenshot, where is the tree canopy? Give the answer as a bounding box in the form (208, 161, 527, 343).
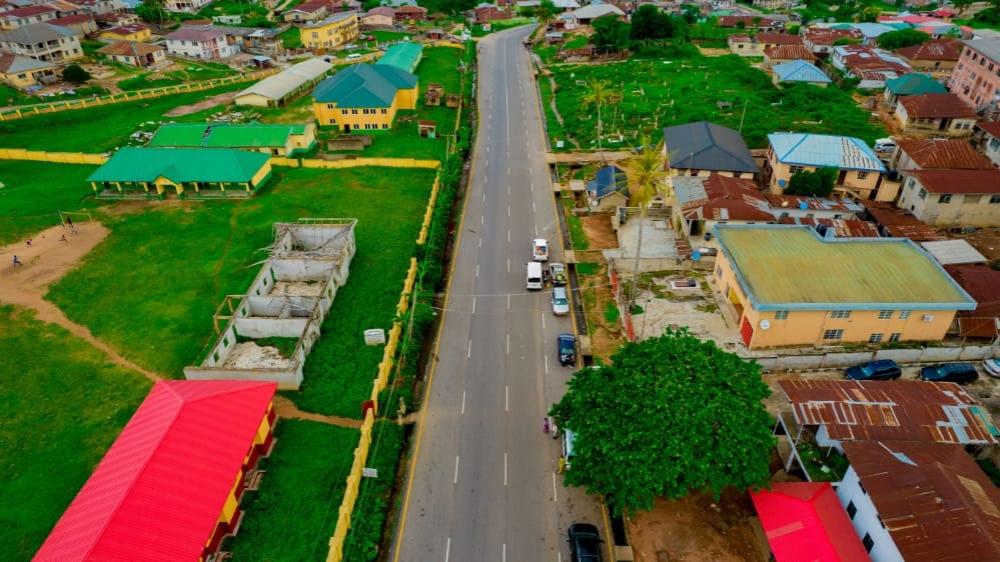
(550, 330, 775, 515)
(876, 28, 931, 50)
(591, 14, 630, 53)
(784, 167, 837, 197)
(630, 4, 677, 42)
(62, 64, 91, 85)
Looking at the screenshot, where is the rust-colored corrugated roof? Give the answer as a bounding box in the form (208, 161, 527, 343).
(98, 40, 164, 57)
(899, 93, 978, 119)
(777, 216, 881, 237)
(895, 39, 962, 61)
(860, 200, 945, 241)
(804, 27, 864, 45)
(757, 32, 803, 45)
(907, 169, 1000, 194)
(896, 138, 994, 170)
(842, 441, 1000, 562)
(764, 45, 816, 60)
(777, 379, 997, 444)
(977, 121, 1000, 139)
(945, 264, 1000, 338)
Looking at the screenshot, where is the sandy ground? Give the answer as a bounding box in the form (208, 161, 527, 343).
(165, 91, 239, 117)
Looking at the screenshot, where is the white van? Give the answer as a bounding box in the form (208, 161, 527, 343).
(562, 429, 577, 469)
(873, 138, 897, 153)
(526, 262, 543, 290)
(346, 53, 363, 61)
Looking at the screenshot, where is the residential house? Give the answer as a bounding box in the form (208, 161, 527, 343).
(0, 52, 56, 90)
(889, 138, 994, 172)
(765, 193, 864, 221)
(572, 3, 625, 25)
(33, 381, 278, 562)
(0, 5, 56, 30)
(165, 27, 238, 60)
(896, 93, 978, 137)
(838, 441, 1000, 562)
(98, 22, 150, 42)
(73, 0, 123, 16)
(728, 32, 802, 57)
(311, 63, 418, 132)
(898, 168, 1000, 226)
(394, 4, 426, 21)
(831, 44, 913, 89)
(852, 22, 899, 45)
(771, 59, 831, 87)
(712, 225, 975, 348)
(283, 0, 333, 24)
(717, 15, 779, 31)
(859, 199, 944, 241)
(944, 264, 1000, 338)
(362, 6, 394, 27)
(235, 57, 332, 108)
(43, 0, 86, 16)
(470, 6, 510, 24)
(300, 11, 358, 51)
(975, 120, 1000, 167)
(661, 121, 758, 178)
(763, 44, 816, 67)
(97, 40, 167, 68)
(801, 27, 864, 56)
(93, 12, 138, 29)
(586, 164, 629, 212)
(87, 147, 273, 197)
(951, 38, 1000, 112)
(163, 0, 212, 13)
(0, 23, 82, 62)
(376, 41, 422, 73)
(894, 38, 961, 76)
(752, 0, 787, 8)
(177, 23, 284, 56)
(672, 175, 772, 237)
(49, 14, 98, 38)
(764, 133, 886, 198)
(882, 72, 947, 111)
(149, 122, 317, 156)
(750, 483, 871, 562)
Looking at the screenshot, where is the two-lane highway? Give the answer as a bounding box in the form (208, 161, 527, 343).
(391, 26, 607, 562)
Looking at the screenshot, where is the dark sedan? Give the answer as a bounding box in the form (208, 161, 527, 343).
(568, 523, 602, 562)
(845, 359, 901, 381)
(919, 362, 979, 385)
(558, 333, 577, 367)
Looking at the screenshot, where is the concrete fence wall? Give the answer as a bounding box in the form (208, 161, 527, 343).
(0, 149, 106, 164)
(754, 345, 999, 372)
(271, 156, 442, 169)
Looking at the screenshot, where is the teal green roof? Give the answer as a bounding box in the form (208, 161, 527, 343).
(885, 73, 948, 95)
(311, 63, 418, 108)
(149, 123, 296, 149)
(87, 147, 270, 183)
(376, 42, 423, 73)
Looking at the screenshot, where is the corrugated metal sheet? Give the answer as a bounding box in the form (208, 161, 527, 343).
(769, 133, 885, 171)
(859, 200, 944, 241)
(237, 57, 333, 102)
(778, 379, 997, 444)
(662, 121, 758, 173)
(899, 93, 978, 119)
(897, 138, 994, 170)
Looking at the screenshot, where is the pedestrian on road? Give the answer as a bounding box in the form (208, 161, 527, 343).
(543, 417, 550, 434)
(70, 225, 78, 235)
(60, 234, 67, 242)
(66, 216, 73, 227)
(551, 419, 559, 439)
(13, 255, 22, 266)
(26, 238, 31, 246)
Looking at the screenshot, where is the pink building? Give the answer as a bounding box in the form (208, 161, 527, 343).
(950, 38, 1000, 112)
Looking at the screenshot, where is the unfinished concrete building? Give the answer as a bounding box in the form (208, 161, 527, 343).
(184, 219, 357, 389)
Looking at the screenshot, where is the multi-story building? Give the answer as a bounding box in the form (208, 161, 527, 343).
(311, 63, 417, 132)
(897, 168, 1000, 227)
(0, 5, 57, 30)
(950, 38, 1000, 112)
(975, 121, 1000, 168)
(300, 11, 358, 51)
(0, 22, 82, 63)
(764, 133, 886, 199)
(894, 39, 961, 77)
(163, 0, 213, 13)
(164, 27, 238, 60)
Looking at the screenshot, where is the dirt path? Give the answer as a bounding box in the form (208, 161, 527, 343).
(272, 396, 364, 428)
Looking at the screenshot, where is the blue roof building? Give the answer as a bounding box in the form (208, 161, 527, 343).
(586, 164, 629, 211)
(771, 60, 832, 87)
(766, 133, 887, 198)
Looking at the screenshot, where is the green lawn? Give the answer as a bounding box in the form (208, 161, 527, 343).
(546, 53, 886, 149)
(0, 83, 246, 152)
(0, 305, 153, 559)
(0, 160, 105, 246)
(224, 420, 359, 561)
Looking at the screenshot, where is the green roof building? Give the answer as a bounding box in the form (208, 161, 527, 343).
(376, 42, 423, 73)
(885, 73, 948, 110)
(311, 63, 419, 131)
(88, 147, 273, 199)
(148, 122, 316, 156)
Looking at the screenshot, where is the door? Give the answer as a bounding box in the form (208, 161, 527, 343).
(836, 170, 847, 185)
(740, 316, 753, 347)
(343, 124, 350, 134)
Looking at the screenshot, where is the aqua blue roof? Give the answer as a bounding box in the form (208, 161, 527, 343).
(311, 63, 417, 108)
(376, 42, 423, 73)
(885, 73, 948, 95)
(768, 133, 886, 172)
(772, 60, 832, 83)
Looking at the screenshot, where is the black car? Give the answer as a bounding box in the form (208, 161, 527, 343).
(558, 333, 577, 366)
(919, 362, 979, 384)
(845, 359, 901, 381)
(568, 523, 602, 562)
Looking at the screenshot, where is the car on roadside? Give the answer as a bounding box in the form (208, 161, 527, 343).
(568, 523, 603, 562)
(551, 287, 570, 316)
(984, 358, 1000, 378)
(549, 262, 568, 286)
(920, 362, 979, 384)
(558, 333, 577, 366)
(845, 359, 901, 381)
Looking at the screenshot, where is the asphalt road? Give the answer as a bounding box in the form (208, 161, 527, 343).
(390, 26, 609, 562)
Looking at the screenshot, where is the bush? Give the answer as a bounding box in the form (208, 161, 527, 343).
(62, 64, 91, 84)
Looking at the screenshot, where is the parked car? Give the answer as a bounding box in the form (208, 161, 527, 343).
(558, 333, 577, 366)
(533, 238, 549, 261)
(984, 358, 1000, 378)
(874, 138, 897, 153)
(920, 362, 979, 384)
(568, 523, 603, 562)
(549, 262, 568, 286)
(551, 287, 570, 315)
(845, 359, 902, 381)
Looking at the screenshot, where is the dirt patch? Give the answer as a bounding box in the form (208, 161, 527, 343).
(165, 91, 239, 117)
(577, 260, 625, 362)
(956, 228, 1000, 263)
(579, 213, 618, 250)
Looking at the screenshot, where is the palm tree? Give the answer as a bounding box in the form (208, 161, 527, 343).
(624, 136, 671, 314)
(581, 80, 613, 155)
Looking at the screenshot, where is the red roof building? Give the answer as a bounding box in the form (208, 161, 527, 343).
(945, 264, 1000, 338)
(892, 138, 994, 170)
(34, 380, 278, 562)
(750, 482, 871, 562)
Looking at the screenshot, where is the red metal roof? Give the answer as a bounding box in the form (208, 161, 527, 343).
(34, 380, 277, 562)
(764, 45, 816, 61)
(859, 199, 945, 241)
(977, 120, 1000, 139)
(777, 379, 997, 445)
(895, 39, 962, 62)
(751, 482, 871, 562)
(842, 441, 1000, 562)
(945, 264, 1000, 338)
(907, 169, 1000, 195)
(777, 216, 881, 237)
(899, 93, 978, 119)
(896, 138, 994, 170)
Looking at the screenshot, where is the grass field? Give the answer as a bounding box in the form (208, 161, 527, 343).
(0, 305, 153, 559)
(0, 160, 104, 246)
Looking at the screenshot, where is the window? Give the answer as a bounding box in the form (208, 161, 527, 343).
(918, 188, 927, 200)
(862, 533, 874, 553)
(846, 501, 857, 519)
(775, 310, 789, 320)
(341, 109, 348, 115)
(312, 32, 319, 38)
(899, 310, 911, 319)
(991, 138, 1000, 151)
(857, 171, 868, 180)
(351, 109, 358, 115)
(830, 310, 851, 319)
(939, 194, 953, 203)
(991, 195, 1000, 204)
(878, 310, 893, 319)
(869, 333, 883, 343)
(907, 178, 915, 188)
(382, 123, 389, 129)
(381, 108, 388, 114)
(716, 266, 722, 277)
(329, 118, 336, 124)
(327, 103, 334, 109)
(889, 332, 901, 343)
(789, 165, 803, 174)
(823, 329, 844, 340)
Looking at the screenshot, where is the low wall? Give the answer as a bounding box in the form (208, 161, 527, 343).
(0, 149, 106, 164)
(184, 364, 304, 390)
(271, 156, 441, 169)
(753, 345, 999, 372)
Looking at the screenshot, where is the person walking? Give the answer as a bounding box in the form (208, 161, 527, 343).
(13, 255, 22, 266)
(551, 419, 559, 439)
(65, 216, 73, 228)
(543, 417, 550, 434)
(59, 234, 68, 242)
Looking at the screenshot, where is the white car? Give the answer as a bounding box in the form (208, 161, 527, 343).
(551, 287, 569, 315)
(984, 358, 1000, 378)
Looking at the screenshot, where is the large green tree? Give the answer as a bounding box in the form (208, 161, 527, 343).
(876, 28, 931, 50)
(630, 4, 675, 42)
(591, 14, 630, 53)
(784, 167, 837, 197)
(550, 330, 775, 515)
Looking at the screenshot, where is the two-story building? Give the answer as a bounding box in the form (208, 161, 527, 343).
(712, 225, 975, 349)
(163, 0, 213, 13)
(801, 27, 864, 56)
(661, 121, 758, 179)
(894, 38, 961, 77)
(0, 22, 82, 63)
(361, 6, 394, 27)
(975, 120, 1000, 168)
(0, 52, 56, 90)
(0, 5, 57, 31)
(897, 168, 1000, 227)
(895, 93, 978, 137)
(764, 133, 886, 199)
(164, 27, 238, 60)
(300, 11, 358, 51)
(311, 63, 417, 132)
(951, 38, 1000, 113)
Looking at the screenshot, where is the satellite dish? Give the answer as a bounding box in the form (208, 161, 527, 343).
(760, 319, 771, 330)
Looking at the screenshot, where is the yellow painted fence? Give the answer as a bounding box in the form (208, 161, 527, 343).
(0, 149, 107, 164)
(270, 157, 441, 170)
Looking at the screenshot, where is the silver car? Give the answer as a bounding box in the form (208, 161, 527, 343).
(551, 287, 569, 315)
